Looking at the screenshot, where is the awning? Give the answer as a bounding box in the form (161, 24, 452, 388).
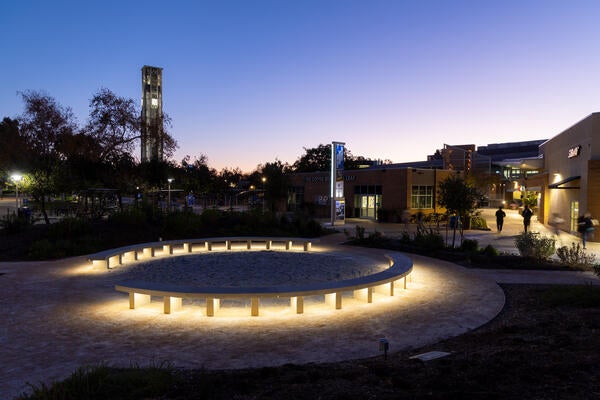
(548, 175, 580, 189)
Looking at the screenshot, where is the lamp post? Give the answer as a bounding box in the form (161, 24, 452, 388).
(167, 178, 173, 211)
(261, 176, 267, 213)
(11, 174, 22, 210)
(249, 185, 255, 210)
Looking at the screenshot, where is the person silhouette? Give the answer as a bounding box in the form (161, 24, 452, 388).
(522, 205, 533, 232)
(495, 206, 506, 233)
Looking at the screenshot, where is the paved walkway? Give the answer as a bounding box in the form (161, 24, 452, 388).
(0, 241, 504, 399)
(0, 209, 598, 399)
(331, 207, 600, 285)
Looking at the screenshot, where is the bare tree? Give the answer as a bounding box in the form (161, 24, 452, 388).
(85, 88, 140, 163)
(18, 91, 77, 223)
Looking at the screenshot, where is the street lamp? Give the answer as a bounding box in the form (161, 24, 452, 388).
(167, 178, 174, 211)
(11, 174, 23, 210)
(261, 177, 267, 213)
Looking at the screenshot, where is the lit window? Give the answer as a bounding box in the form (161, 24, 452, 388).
(151, 98, 158, 108)
(411, 185, 433, 209)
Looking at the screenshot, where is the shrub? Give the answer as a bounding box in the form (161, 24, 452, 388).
(398, 232, 411, 244)
(109, 208, 149, 226)
(367, 230, 384, 243)
(0, 213, 29, 234)
(355, 225, 366, 240)
(413, 230, 445, 251)
(514, 232, 556, 261)
(46, 217, 92, 240)
(469, 215, 489, 230)
(20, 362, 177, 400)
(460, 238, 479, 253)
(376, 208, 395, 222)
(556, 242, 597, 269)
(27, 238, 95, 259)
(481, 244, 499, 257)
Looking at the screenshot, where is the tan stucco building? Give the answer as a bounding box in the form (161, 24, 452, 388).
(526, 113, 600, 241)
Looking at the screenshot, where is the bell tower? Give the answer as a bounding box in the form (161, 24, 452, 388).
(141, 65, 163, 162)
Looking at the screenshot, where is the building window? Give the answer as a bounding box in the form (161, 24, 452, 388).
(411, 185, 433, 209)
(287, 186, 304, 211)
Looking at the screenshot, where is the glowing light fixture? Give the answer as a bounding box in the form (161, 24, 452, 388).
(11, 173, 23, 209)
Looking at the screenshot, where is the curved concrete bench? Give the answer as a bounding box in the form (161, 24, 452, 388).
(88, 236, 319, 269)
(115, 252, 413, 317)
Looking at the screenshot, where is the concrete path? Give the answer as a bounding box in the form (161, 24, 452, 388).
(1, 208, 599, 399)
(1, 241, 504, 400)
(331, 207, 600, 285)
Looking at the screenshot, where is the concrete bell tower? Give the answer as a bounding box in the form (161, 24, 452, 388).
(141, 65, 164, 162)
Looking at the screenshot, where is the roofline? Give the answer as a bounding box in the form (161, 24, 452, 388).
(541, 112, 600, 147)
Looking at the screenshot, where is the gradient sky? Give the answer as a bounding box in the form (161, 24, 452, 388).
(2, 1, 600, 172)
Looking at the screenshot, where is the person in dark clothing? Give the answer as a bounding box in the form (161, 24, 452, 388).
(577, 212, 594, 249)
(495, 206, 506, 233)
(522, 205, 533, 232)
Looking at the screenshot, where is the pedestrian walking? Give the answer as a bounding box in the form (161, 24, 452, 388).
(495, 206, 506, 233)
(549, 213, 564, 236)
(522, 205, 533, 232)
(577, 212, 595, 249)
(401, 209, 411, 230)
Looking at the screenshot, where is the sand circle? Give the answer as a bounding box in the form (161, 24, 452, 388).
(108, 250, 388, 287)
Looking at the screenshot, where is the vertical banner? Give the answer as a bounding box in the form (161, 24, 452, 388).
(331, 141, 345, 225)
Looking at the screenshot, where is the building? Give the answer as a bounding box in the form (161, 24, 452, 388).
(141, 65, 164, 162)
(526, 113, 600, 240)
(286, 138, 555, 221)
(288, 166, 458, 220)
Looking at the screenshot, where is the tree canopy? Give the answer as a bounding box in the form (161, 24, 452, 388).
(437, 174, 481, 247)
(292, 144, 374, 172)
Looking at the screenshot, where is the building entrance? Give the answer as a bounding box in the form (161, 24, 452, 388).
(570, 201, 579, 233)
(356, 194, 381, 219)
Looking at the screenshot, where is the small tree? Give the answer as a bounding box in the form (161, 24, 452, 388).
(259, 159, 291, 212)
(437, 175, 480, 248)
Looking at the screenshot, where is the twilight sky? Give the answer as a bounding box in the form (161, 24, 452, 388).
(2, 1, 600, 172)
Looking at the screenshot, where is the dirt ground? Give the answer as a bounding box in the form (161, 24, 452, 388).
(164, 284, 600, 399)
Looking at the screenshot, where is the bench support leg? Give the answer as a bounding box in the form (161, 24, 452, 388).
(92, 260, 109, 270)
(266, 240, 272, 250)
(303, 242, 311, 251)
(291, 296, 304, 314)
(130, 293, 151, 309)
(226, 240, 232, 250)
(251, 297, 259, 316)
(354, 287, 373, 303)
(163, 296, 182, 314)
(325, 292, 342, 309)
(206, 297, 217, 316)
(108, 255, 122, 269)
(285, 240, 292, 250)
(143, 247, 155, 258)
